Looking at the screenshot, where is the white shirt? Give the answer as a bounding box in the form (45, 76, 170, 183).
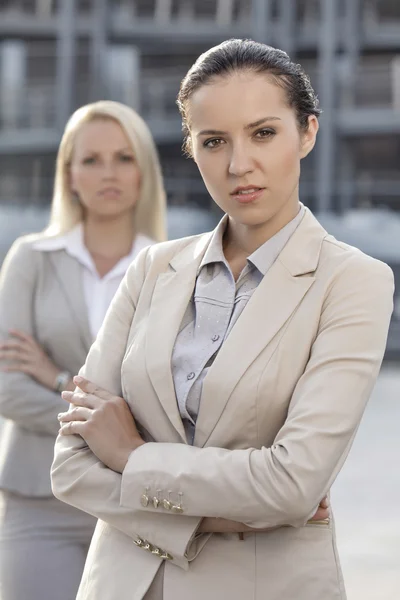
(33, 224, 154, 339)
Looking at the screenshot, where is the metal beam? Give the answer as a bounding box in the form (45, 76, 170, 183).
(337, 108, 400, 135)
(315, 0, 338, 213)
(55, 0, 77, 130)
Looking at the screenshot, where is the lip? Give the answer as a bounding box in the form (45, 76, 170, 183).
(230, 186, 265, 204)
(97, 187, 122, 196)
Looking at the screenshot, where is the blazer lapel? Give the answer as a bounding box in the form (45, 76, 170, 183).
(145, 233, 214, 443)
(47, 251, 93, 354)
(194, 209, 328, 447)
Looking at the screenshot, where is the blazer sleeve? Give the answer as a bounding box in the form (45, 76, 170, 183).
(51, 246, 205, 571)
(0, 239, 66, 436)
(119, 254, 394, 529)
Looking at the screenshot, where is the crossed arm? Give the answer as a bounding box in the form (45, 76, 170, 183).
(51, 248, 394, 566)
(57, 376, 330, 533)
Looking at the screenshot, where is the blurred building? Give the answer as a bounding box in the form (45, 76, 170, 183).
(0, 0, 399, 357)
(0, 0, 400, 214)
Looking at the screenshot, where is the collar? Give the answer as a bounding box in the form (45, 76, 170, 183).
(168, 205, 328, 278)
(199, 204, 306, 276)
(33, 224, 154, 279)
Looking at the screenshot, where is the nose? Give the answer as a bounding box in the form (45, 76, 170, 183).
(228, 142, 254, 177)
(101, 160, 117, 179)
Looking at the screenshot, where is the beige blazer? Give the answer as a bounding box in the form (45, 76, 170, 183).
(51, 209, 394, 600)
(0, 237, 92, 496)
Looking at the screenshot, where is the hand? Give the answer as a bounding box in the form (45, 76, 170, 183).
(199, 496, 330, 533)
(0, 329, 62, 390)
(311, 496, 330, 522)
(58, 376, 145, 473)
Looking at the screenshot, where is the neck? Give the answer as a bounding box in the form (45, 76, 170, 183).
(224, 196, 301, 258)
(83, 212, 136, 260)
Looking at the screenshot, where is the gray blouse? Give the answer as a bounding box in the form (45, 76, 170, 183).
(171, 205, 305, 443)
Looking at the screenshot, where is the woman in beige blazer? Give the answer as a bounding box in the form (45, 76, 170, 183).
(0, 101, 166, 600)
(52, 41, 394, 600)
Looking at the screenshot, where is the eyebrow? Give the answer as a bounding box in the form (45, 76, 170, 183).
(197, 116, 281, 137)
(81, 146, 133, 156)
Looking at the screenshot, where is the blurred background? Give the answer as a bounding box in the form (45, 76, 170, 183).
(0, 1, 399, 598)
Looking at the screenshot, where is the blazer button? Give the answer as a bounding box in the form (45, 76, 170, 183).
(133, 537, 144, 547)
(187, 372, 195, 380)
(140, 488, 150, 507)
(211, 334, 220, 342)
(161, 552, 173, 560)
(143, 542, 152, 552)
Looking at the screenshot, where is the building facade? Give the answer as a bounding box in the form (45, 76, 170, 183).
(0, 0, 400, 214)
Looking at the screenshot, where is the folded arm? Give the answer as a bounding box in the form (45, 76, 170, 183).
(0, 239, 66, 435)
(119, 256, 394, 529)
(51, 247, 205, 569)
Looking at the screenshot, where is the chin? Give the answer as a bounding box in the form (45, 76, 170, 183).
(230, 205, 276, 228)
(94, 204, 134, 219)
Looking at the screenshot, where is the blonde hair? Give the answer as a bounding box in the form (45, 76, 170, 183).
(46, 100, 167, 242)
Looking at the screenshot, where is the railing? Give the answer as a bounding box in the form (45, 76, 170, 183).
(0, 0, 91, 16)
(109, 0, 253, 26)
(3, 59, 400, 136)
(1, 0, 400, 32)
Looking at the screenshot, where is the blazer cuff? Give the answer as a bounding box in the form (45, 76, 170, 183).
(121, 448, 209, 570)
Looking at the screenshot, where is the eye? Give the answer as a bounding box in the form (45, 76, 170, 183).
(203, 138, 224, 149)
(82, 156, 96, 165)
(254, 128, 276, 140)
(119, 154, 134, 162)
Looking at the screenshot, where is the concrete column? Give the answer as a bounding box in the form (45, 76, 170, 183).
(343, 0, 361, 107)
(155, 0, 172, 23)
(90, 0, 108, 101)
(315, 0, 338, 213)
(55, 0, 77, 130)
(105, 45, 141, 111)
(279, 0, 296, 58)
(0, 40, 26, 129)
(251, 0, 271, 44)
(338, 139, 356, 212)
(216, 0, 234, 27)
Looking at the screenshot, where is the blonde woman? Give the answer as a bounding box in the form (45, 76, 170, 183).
(0, 100, 166, 600)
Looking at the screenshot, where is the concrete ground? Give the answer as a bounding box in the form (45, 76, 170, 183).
(332, 364, 400, 600)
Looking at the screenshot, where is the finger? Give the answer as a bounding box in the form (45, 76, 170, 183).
(319, 497, 329, 509)
(0, 341, 27, 351)
(74, 376, 113, 401)
(1, 364, 35, 375)
(61, 390, 100, 409)
(312, 507, 330, 521)
(59, 420, 86, 436)
(58, 407, 92, 422)
(0, 350, 31, 362)
(9, 330, 36, 346)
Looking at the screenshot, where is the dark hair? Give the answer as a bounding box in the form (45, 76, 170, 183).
(177, 38, 321, 156)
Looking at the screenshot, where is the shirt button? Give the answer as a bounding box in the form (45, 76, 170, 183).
(187, 372, 195, 381)
(211, 334, 220, 342)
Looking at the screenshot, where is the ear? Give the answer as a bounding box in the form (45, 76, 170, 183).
(299, 115, 319, 159)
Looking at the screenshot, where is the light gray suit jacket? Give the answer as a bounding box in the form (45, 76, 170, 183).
(51, 209, 394, 600)
(0, 236, 92, 496)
